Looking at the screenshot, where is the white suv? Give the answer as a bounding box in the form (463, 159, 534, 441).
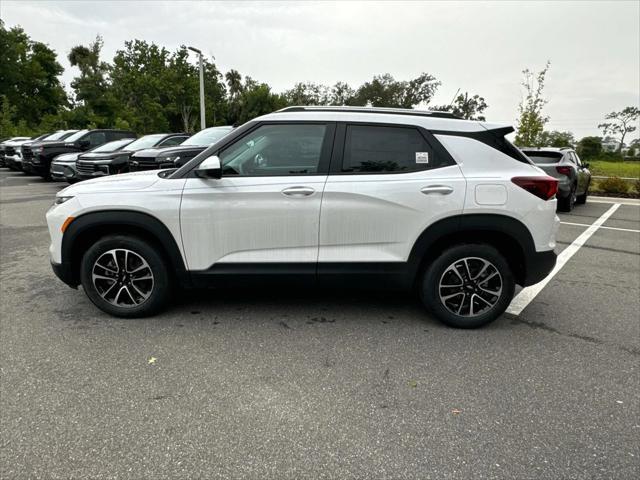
(46, 107, 559, 328)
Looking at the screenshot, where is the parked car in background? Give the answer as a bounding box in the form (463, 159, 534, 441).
(3, 135, 45, 170)
(75, 133, 188, 180)
(520, 147, 591, 211)
(129, 126, 232, 171)
(0, 137, 31, 167)
(47, 107, 559, 328)
(23, 129, 136, 180)
(21, 130, 79, 174)
(51, 138, 135, 183)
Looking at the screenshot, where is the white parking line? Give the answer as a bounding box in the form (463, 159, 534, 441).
(560, 221, 640, 234)
(506, 203, 621, 316)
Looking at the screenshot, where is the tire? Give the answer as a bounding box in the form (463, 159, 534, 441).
(80, 235, 171, 318)
(575, 180, 589, 205)
(558, 183, 576, 212)
(419, 244, 515, 329)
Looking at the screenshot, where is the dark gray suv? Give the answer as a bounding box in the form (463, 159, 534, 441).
(520, 147, 591, 212)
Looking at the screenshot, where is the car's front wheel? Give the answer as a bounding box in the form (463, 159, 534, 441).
(80, 235, 171, 318)
(420, 244, 515, 328)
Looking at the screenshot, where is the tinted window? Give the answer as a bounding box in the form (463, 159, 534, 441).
(220, 124, 326, 176)
(343, 125, 433, 173)
(522, 151, 563, 164)
(86, 131, 107, 147)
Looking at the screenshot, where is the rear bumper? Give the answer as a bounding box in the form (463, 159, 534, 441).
(51, 260, 78, 288)
(522, 250, 557, 286)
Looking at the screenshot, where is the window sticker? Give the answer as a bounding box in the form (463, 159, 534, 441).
(415, 152, 429, 164)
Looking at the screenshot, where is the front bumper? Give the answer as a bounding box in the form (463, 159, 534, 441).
(51, 260, 78, 288)
(51, 162, 79, 182)
(522, 250, 557, 286)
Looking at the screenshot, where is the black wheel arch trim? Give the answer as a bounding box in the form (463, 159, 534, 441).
(59, 210, 189, 288)
(407, 213, 552, 287)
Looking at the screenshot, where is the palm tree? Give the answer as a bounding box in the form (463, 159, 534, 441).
(225, 69, 243, 100)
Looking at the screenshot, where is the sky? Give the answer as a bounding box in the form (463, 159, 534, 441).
(1, 0, 639, 140)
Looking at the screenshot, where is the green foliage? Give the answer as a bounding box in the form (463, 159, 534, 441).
(634, 178, 640, 195)
(67, 35, 117, 127)
(588, 160, 640, 178)
(433, 92, 488, 120)
(0, 20, 67, 130)
(514, 61, 550, 147)
(539, 130, 575, 148)
(576, 136, 602, 159)
(351, 73, 440, 108)
(598, 107, 639, 153)
(597, 176, 629, 194)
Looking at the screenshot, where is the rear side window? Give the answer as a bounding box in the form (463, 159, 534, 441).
(522, 151, 563, 164)
(343, 125, 433, 173)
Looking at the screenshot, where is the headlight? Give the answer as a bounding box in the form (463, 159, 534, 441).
(32, 146, 43, 153)
(163, 156, 181, 164)
(54, 196, 74, 205)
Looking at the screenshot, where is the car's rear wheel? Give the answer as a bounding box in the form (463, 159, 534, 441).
(80, 235, 170, 318)
(558, 183, 577, 212)
(575, 180, 589, 205)
(420, 244, 515, 328)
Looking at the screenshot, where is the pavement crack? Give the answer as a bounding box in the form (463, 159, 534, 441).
(509, 316, 639, 356)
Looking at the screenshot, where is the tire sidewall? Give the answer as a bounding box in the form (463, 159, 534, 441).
(421, 244, 515, 328)
(80, 235, 170, 318)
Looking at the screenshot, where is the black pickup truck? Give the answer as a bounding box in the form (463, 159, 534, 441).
(22, 129, 136, 179)
(129, 126, 232, 172)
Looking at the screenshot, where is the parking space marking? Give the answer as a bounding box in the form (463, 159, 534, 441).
(560, 221, 640, 234)
(589, 198, 640, 207)
(507, 203, 622, 316)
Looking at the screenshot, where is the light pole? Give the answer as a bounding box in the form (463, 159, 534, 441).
(188, 46, 206, 130)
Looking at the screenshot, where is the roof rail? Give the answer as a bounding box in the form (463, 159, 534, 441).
(276, 106, 461, 119)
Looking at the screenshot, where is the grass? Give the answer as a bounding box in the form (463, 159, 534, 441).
(588, 160, 640, 178)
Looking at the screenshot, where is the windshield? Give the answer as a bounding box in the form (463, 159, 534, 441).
(43, 130, 76, 141)
(125, 134, 167, 151)
(63, 129, 89, 142)
(89, 138, 135, 153)
(522, 151, 563, 164)
(182, 127, 233, 146)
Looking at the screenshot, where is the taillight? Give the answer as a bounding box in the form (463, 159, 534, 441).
(511, 176, 558, 201)
(556, 166, 572, 176)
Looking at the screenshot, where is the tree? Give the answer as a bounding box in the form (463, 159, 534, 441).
(328, 82, 355, 106)
(351, 73, 440, 108)
(598, 107, 639, 153)
(433, 91, 488, 120)
(283, 82, 330, 106)
(0, 21, 67, 130)
(514, 61, 550, 147)
(539, 130, 575, 148)
(68, 35, 116, 127)
(576, 136, 602, 159)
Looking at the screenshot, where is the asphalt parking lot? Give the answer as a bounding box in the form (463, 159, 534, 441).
(1, 169, 639, 479)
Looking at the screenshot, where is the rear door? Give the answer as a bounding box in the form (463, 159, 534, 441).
(318, 123, 466, 267)
(180, 122, 335, 274)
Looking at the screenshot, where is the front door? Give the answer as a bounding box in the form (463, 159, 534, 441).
(180, 122, 335, 277)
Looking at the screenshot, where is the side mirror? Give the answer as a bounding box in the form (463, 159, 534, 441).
(582, 162, 590, 169)
(195, 155, 222, 179)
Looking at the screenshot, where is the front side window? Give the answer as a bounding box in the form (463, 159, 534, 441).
(86, 131, 107, 147)
(220, 124, 327, 176)
(343, 125, 433, 173)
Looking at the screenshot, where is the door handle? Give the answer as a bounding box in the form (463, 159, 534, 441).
(281, 186, 315, 197)
(421, 185, 454, 195)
